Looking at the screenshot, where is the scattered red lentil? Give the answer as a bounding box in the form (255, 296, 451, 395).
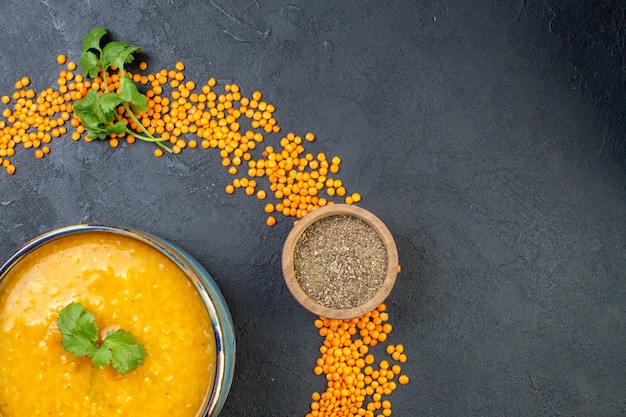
(0, 52, 360, 224)
(307, 303, 409, 417)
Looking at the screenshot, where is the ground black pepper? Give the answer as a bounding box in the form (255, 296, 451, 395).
(293, 215, 387, 309)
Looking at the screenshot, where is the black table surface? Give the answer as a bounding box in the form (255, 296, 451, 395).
(1, 1, 625, 416)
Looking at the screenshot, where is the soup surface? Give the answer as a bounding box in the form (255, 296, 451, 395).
(0, 231, 216, 417)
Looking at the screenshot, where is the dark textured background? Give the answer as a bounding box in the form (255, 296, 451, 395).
(1, 1, 625, 416)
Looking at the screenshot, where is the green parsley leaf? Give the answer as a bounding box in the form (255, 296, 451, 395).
(72, 90, 111, 140)
(101, 41, 131, 71)
(72, 88, 99, 115)
(106, 120, 128, 135)
(56, 302, 147, 375)
(72, 90, 102, 127)
(120, 75, 148, 114)
(99, 92, 123, 114)
(80, 50, 101, 79)
(81, 27, 107, 54)
(99, 329, 148, 375)
(91, 341, 113, 367)
(84, 126, 109, 141)
(110, 45, 142, 71)
(57, 302, 99, 358)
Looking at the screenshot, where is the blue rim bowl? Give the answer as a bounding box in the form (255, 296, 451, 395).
(0, 224, 235, 417)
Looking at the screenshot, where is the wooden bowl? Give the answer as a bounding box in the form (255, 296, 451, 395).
(282, 204, 398, 319)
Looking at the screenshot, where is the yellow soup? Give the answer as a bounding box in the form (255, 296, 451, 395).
(0, 231, 216, 417)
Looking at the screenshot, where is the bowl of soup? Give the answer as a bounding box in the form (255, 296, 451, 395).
(0, 224, 235, 417)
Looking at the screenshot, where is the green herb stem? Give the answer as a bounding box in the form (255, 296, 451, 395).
(101, 66, 108, 92)
(91, 366, 98, 399)
(119, 104, 173, 153)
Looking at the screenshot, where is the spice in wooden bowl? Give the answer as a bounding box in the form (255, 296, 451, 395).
(282, 204, 398, 319)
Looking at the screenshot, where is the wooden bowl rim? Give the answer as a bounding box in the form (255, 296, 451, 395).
(282, 204, 398, 319)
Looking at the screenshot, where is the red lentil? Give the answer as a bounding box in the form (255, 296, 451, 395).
(306, 304, 409, 417)
(1, 51, 362, 225)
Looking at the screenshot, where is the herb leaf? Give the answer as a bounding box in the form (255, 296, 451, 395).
(72, 90, 111, 140)
(80, 51, 101, 78)
(81, 27, 107, 54)
(101, 41, 131, 70)
(72, 90, 103, 125)
(110, 45, 142, 71)
(100, 329, 148, 374)
(107, 120, 128, 135)
(99, 92, 123, 114)
(56, 302, 147, 375)
(120, 75, 148, 114)
(91, 342, 114, 367)
(57, 302, 99, 357)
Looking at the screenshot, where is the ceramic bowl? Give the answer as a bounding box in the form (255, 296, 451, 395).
(0, 224, 235, 417)
(282, 204, 398, 319)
